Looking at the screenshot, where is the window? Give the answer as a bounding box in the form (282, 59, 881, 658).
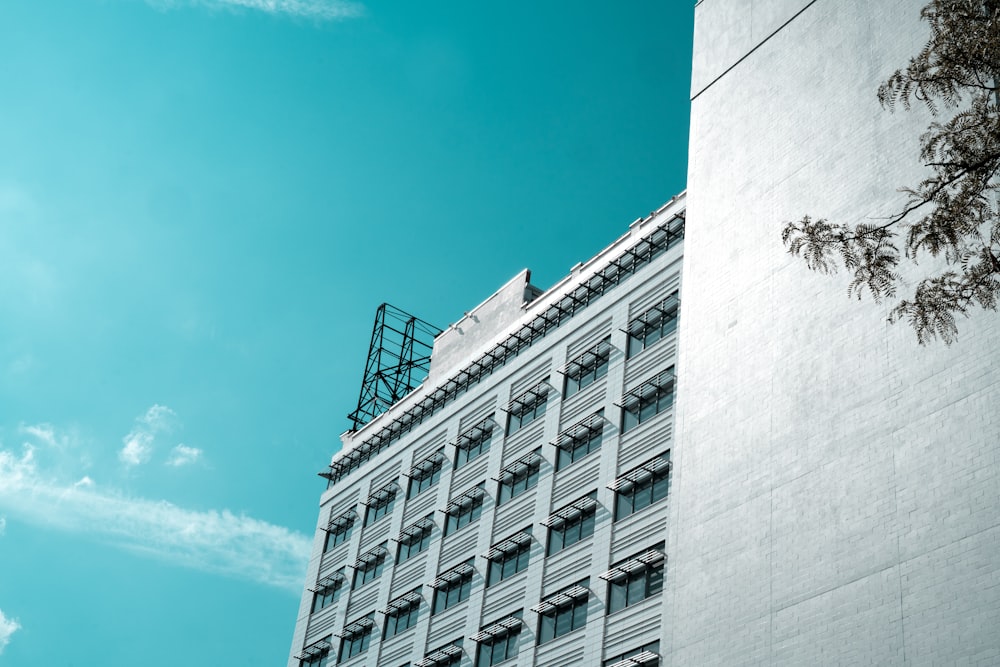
(506, 380, 550, 436)
(297, 636, 332, 667)
(620, 368, 675, 433)
(563, 336, 612, 398)
(485, 528, 532, 587)
(382, 589, 422, 639)
(407, 450, 445, 499)
(602, 545, 665, 613)
(611, 454, 671, 520)
(416, 640, 463, 667)
(533, 579, 590, 644)
(545, 492, 598, 556)
(473, 612, 523, 667)
(603, 641, 661, 667)
(396, 515, 434, 563)
(363, 482, 398, 527)
(431, 559, 475, 614)
(337, 615, 374, 663)
(324, 511, 356, 552)
(443, 485, 485, 536)
(496, 449, 541, 504)
(352, 543, 388, 589)
(455, 417, 494, 469)
(626, 292, 679, 358)
(311, 570, 346, 613)
(553, 411, 604, 472)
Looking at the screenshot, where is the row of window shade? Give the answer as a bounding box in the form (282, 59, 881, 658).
(302, 542, 666, 667)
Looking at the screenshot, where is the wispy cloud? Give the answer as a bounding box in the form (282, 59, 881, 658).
(0, 442, 310, 593)
(120, 404, 176, 467)
(0, 516, 6, 536)
(0, 609, 20, 655)
(166, 444, 203, 467)
(148, 0, 363, 21)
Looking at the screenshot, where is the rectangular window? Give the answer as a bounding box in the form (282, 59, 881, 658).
(352, 543, 388, 589)
(324, 511, 356, 552)
(337, 615, 374, 663)
(506, 380, 550, 436)
(407, 450, 445, 499)
(626, 292, 679, 359)
(473, 612, 523, 667)
(455, 417, 494, 469)
(533, 579, 589, 644)
(602, 545, 665, 613)
(297, 636, 332, 667)
(563, 336, 611, 398)
(363, 482, 398, 527)
(311, 570, 346, 614)
(382, 589, 422, 639)
(416, 640, 463, 667)
(611, 454, 671, 520)
(553, 411, 604, 472)
(431, 559, 475, 615)
(603, 641, 661, 667)
(396, 515, 435, 563)
(545, 492, 598, 556)
(443, 485, 485, 537)
(496, 449, 542, 504)
(620, 368, 675, 433)
(485, 528, 532, 587)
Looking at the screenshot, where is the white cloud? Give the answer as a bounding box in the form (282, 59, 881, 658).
(0, 609, 20, 654)
(0, 516, 5, 536)
(0, 443, 310, 593)
(147, 0, 363, 20)
(119, 404, 176, 467)
(166, 444, 203, 467)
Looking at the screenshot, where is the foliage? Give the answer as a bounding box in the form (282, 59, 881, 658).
(782, 0, 1000, 344)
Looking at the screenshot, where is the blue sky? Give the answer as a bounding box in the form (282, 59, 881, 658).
(0, 1, 692, 664)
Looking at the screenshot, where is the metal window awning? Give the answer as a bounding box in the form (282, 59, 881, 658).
(455, 416, 496, 450)
(542, 495, 598, 527)
(530, 584, 590, 613)
(415, 644, 463, 667)
(469, 615, 523, 642)
(624, 293, 679, 337)
(442, 485, 485, 515)
(324, 510, 357, 534)
(503, 379, 550, 414)
(606, 650, 661, 667)
(380, 589, 422, 615)
(482, 531, 532, 560)
(394, 516, 435, 543)
(598, 549, 666, 581)
(335, 616, 375, 639)
(294, 638, 332, 660)
(616, 368, 675, 409)
(351, 545, 388, 569)
(406, 450, 445, 479)
(429, 561, 475, 589)
(559, 337, 612, 376)
(492, 449, 543, 482)
(551, 411, 605, 451)
(363, 482, 399, 508)
(309, 571, 346, 593)
(607, 456, 671, 492)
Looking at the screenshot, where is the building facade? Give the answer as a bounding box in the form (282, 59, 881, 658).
(288, 198, 686, 667)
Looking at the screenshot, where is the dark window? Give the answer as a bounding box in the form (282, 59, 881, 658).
(397, 515, 434, 563)
(603, 641, 661, 667)
(546, 493, 598, 556)
(455, 418, 494, 469)
(337, 615, 374, 663)
(474, 612, 523, 667)
(443, 485, 485, 537)
(496, 450, 542, 504)
(620, 369, 675, 433)
(612, 454, 671, 520)
(563, 336, 612, 398)
(324, 511, 355, 552)
(298, 636, 332, 667)
(352, 543, 388, 589)
(534, 579, 589, 644)
(485, 528, 532, 587)
(311, 571, 345, 613)
(604, 545, 665, 613)
(407, 450, 445, 499)
(419, 640, 463, 667)
(506, 380, 550, 436)
(363, 483, 398, 527)
(382, 589, 422, 639)
(554, 411, 604, 472)
(432, 560, 475, 615)
(626, 293, 679, 359)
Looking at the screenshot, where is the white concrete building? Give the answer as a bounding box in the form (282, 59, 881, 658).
(288, 198, 686, 667)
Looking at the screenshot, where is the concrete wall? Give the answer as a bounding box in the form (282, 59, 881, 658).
(674, 0, 1000, 665)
